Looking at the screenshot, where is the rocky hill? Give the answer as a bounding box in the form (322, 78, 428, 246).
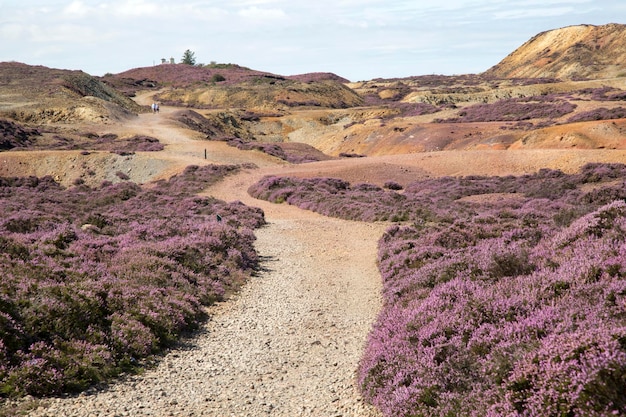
(108, 64, 349, 88)
(155, 77, 362, 111)
(0, 62, 143, 124)
(105, 63, 359, 111)
(484, 23, 626, 80)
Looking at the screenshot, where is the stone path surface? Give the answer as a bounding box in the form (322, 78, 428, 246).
(19, 97, 386, 416)
(27, 215, 385, 417)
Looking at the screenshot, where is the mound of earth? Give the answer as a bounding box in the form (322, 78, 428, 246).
(0, 62, 142, 124)
(106, 63, 272, 90)
(106, 64, 350, 90)
(105, 64, 360, 111)
(484, 23, 626, 80)
(155, 77, 363, 111)
(173, 109, 255, 140)
(285, 72, 351, 83)
(171, 109, 334, 163)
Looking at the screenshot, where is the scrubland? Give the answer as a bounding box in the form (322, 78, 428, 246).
(250, 162, 626, 416)
(0, 165, 263, 397)
(3, 27, 626, 415)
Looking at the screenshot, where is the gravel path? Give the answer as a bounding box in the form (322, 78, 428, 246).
(24, 210, 385, 417)
(16, 102, 387, 416)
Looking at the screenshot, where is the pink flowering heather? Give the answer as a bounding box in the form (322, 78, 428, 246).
(250, 162, 626, 416)
(0, 165, 264, 397)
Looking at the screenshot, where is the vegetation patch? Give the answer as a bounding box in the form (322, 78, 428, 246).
(226, 138, 332, 164)
(567, 106, 626, 123)
(0, 119, 40, 150)
(435, 94, 577, 123)
(0, 165, 264, 397)
(250, 163, 626, 417)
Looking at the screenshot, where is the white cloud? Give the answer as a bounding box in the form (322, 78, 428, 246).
(29, 23, 101, 44)
(493, 7, 577, 20)
(237, 6, 287, 20)
(231, 0, 283, 5)
(63, 1, 89, 16)
(110, 0, 162, 17)
(0, 23, 24, 41)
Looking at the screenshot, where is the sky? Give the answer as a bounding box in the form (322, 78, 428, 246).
(0, 0, 624, 81)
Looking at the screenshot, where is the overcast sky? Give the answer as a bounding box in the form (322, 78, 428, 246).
(1, 0, 624, 81)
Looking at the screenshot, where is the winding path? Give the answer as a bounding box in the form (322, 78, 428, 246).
(17, 94, 626, 417)
(23, 98, 386, 416)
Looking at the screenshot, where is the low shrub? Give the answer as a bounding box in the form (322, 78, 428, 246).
(383, 181, 403, 190)
(0, 164, 264, 397)
(435, 94, 577, 123)
(0, 119, 40, 150)
(567, 106, 626, 123)
(250, 163, 626, 417)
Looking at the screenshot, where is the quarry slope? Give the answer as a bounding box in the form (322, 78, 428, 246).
(484, 23, 626, 80)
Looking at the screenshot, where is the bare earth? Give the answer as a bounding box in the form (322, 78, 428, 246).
(11, 96, 626, 417)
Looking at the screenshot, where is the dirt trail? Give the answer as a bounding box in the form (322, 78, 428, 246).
(21, 95, 386, 416)
(12, 92, 626, 417)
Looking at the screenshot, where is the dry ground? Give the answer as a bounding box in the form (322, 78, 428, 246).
(5, 93, 626, 416)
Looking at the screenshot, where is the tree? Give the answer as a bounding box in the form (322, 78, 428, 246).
(181, 49, 196, 65)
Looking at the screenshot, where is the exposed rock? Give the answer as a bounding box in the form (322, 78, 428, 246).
(484, 23, 626, 80)
(173, 109, 254, 140)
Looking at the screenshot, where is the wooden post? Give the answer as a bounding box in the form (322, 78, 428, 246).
(204, 149, 207, 159)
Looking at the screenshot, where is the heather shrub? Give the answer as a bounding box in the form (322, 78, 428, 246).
(115, 170, 130, 180)
(499, 328, 626, 416)
(567, 106, 626, 122)
(4, 131, 165, 152)
(226, 138, 329, 164)
(359, 201, 626, 417)
(579, 162, 626, 182)
(577, 86, 626, 101)
(383, 181, 403, 190)
(0, 164, 264, 397)
(249, 176, 412, 222)
(435, 94, 577, 123)
(0, 119, 39, 150)
(250, 163, 626, 417)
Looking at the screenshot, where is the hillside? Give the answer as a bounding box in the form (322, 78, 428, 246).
(0, 62, 142, 124)
(2, 23, 626, 157)
(484, 23, 626, 80)
(104, 64, 357, 110)
(107, 64, 349, 88)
